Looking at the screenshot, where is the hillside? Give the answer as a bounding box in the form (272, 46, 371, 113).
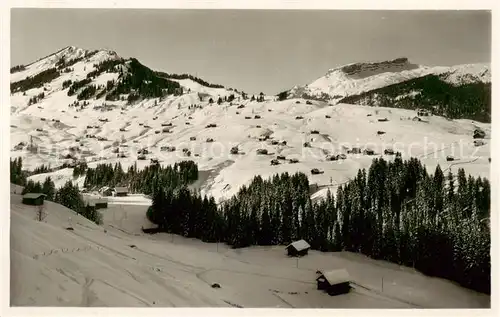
(10, 192, 489, 307)
(282, 58, 490, 122)
(10, 47, 491, 203)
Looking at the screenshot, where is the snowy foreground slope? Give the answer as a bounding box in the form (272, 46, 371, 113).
(10, 47, 490, 203)
(10, 193, 489, 308)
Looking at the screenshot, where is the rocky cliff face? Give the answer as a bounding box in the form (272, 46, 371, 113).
(339, 57, 420, 79)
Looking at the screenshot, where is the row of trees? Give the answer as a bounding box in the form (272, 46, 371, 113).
(10, 64, 26, 73)
(11, 67, 60, 93)
(10, 157, 27, 186)
(82, 161, 198, 195)
(22, 177, 56, 201)
(27, 92, 46, 105)
(11, 159, 102, 224)
(208, 94, 237, 105)
(156, 71, 225, 89)
(77, 85, 98, 100)
(147, 155, 490, 294)
(147, 187, 222, 240)
(67, 78, 92, 96)
(106, 58, 181, 102)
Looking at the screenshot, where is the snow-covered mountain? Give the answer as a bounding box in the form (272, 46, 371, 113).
(285, 57, 490, 102)
(10, 48, 491, 202)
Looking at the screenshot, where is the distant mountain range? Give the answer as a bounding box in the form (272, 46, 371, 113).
(280, 57, 491, 122)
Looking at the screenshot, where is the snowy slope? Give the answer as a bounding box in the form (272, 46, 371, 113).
(10, 193, 489, 307)
(287, 57, 490, 101)
(11, 48, 491, 203)
(11, 46, 120, 84)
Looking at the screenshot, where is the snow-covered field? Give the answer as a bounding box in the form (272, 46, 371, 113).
(10, 48, 490, 202)
(13, 100, 490, 202)
(10, 193, 490, 308)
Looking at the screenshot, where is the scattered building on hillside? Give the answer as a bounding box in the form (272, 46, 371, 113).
(270, 159, 280, 166)
(94, 197, 108, 209)
(22, 193, 46, 206)
(474, 140, 485, 147)
(230, 146, 239, 154)
(286, 239, 311, 257)
(113, 187, 128, 197)
(84, 196, 108, 209)
(100, 187, 113, 196)
(416, 109, 430, 116)
(363, 148, 375, 155)
(473, 128, 486, 139)
(316, 269, 351, 296)
(348, 147, 362, 154)
(311, 168, 324, 175)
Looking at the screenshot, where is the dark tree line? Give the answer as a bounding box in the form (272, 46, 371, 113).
(22, 177, 56, 201)
(10, 158, 27, 186)
(147, 187, 223, 241)
(86, 59, 123, 80)
(147, 156, 490, 294)
(10, 65, 26, 73)
(105, 58, 181, 102)
(67, 78, 92, 96)
(62, 79, 73, 89)
(156, 71, 225, 89)
(83, 161, 198, 195)
(32, 164, 51, 175)
(277, 90, 288, 101)
(28, 92, 45, 105)
(340, 74, 491, 123)
(77, 85, 97, 100)
(11, 159, 101, 224)
(11, 68, 60, 93)
(73, 161, 88, 178)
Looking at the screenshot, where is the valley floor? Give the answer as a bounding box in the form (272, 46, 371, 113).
(10, 194, 490, 308)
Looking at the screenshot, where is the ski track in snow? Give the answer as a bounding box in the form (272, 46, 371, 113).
(10, 190, 490, 308)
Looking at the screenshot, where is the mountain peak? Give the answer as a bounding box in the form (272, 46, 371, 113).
(285, 57, 489, 101)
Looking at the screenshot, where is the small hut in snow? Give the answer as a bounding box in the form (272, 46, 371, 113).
(22, 193, 46, 206)
(113, 187, 128, 197)
(285, 239, 311, 257)
(316, 269, 351, 296)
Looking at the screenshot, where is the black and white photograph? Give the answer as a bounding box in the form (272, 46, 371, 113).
(3, 4, 495, 312)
